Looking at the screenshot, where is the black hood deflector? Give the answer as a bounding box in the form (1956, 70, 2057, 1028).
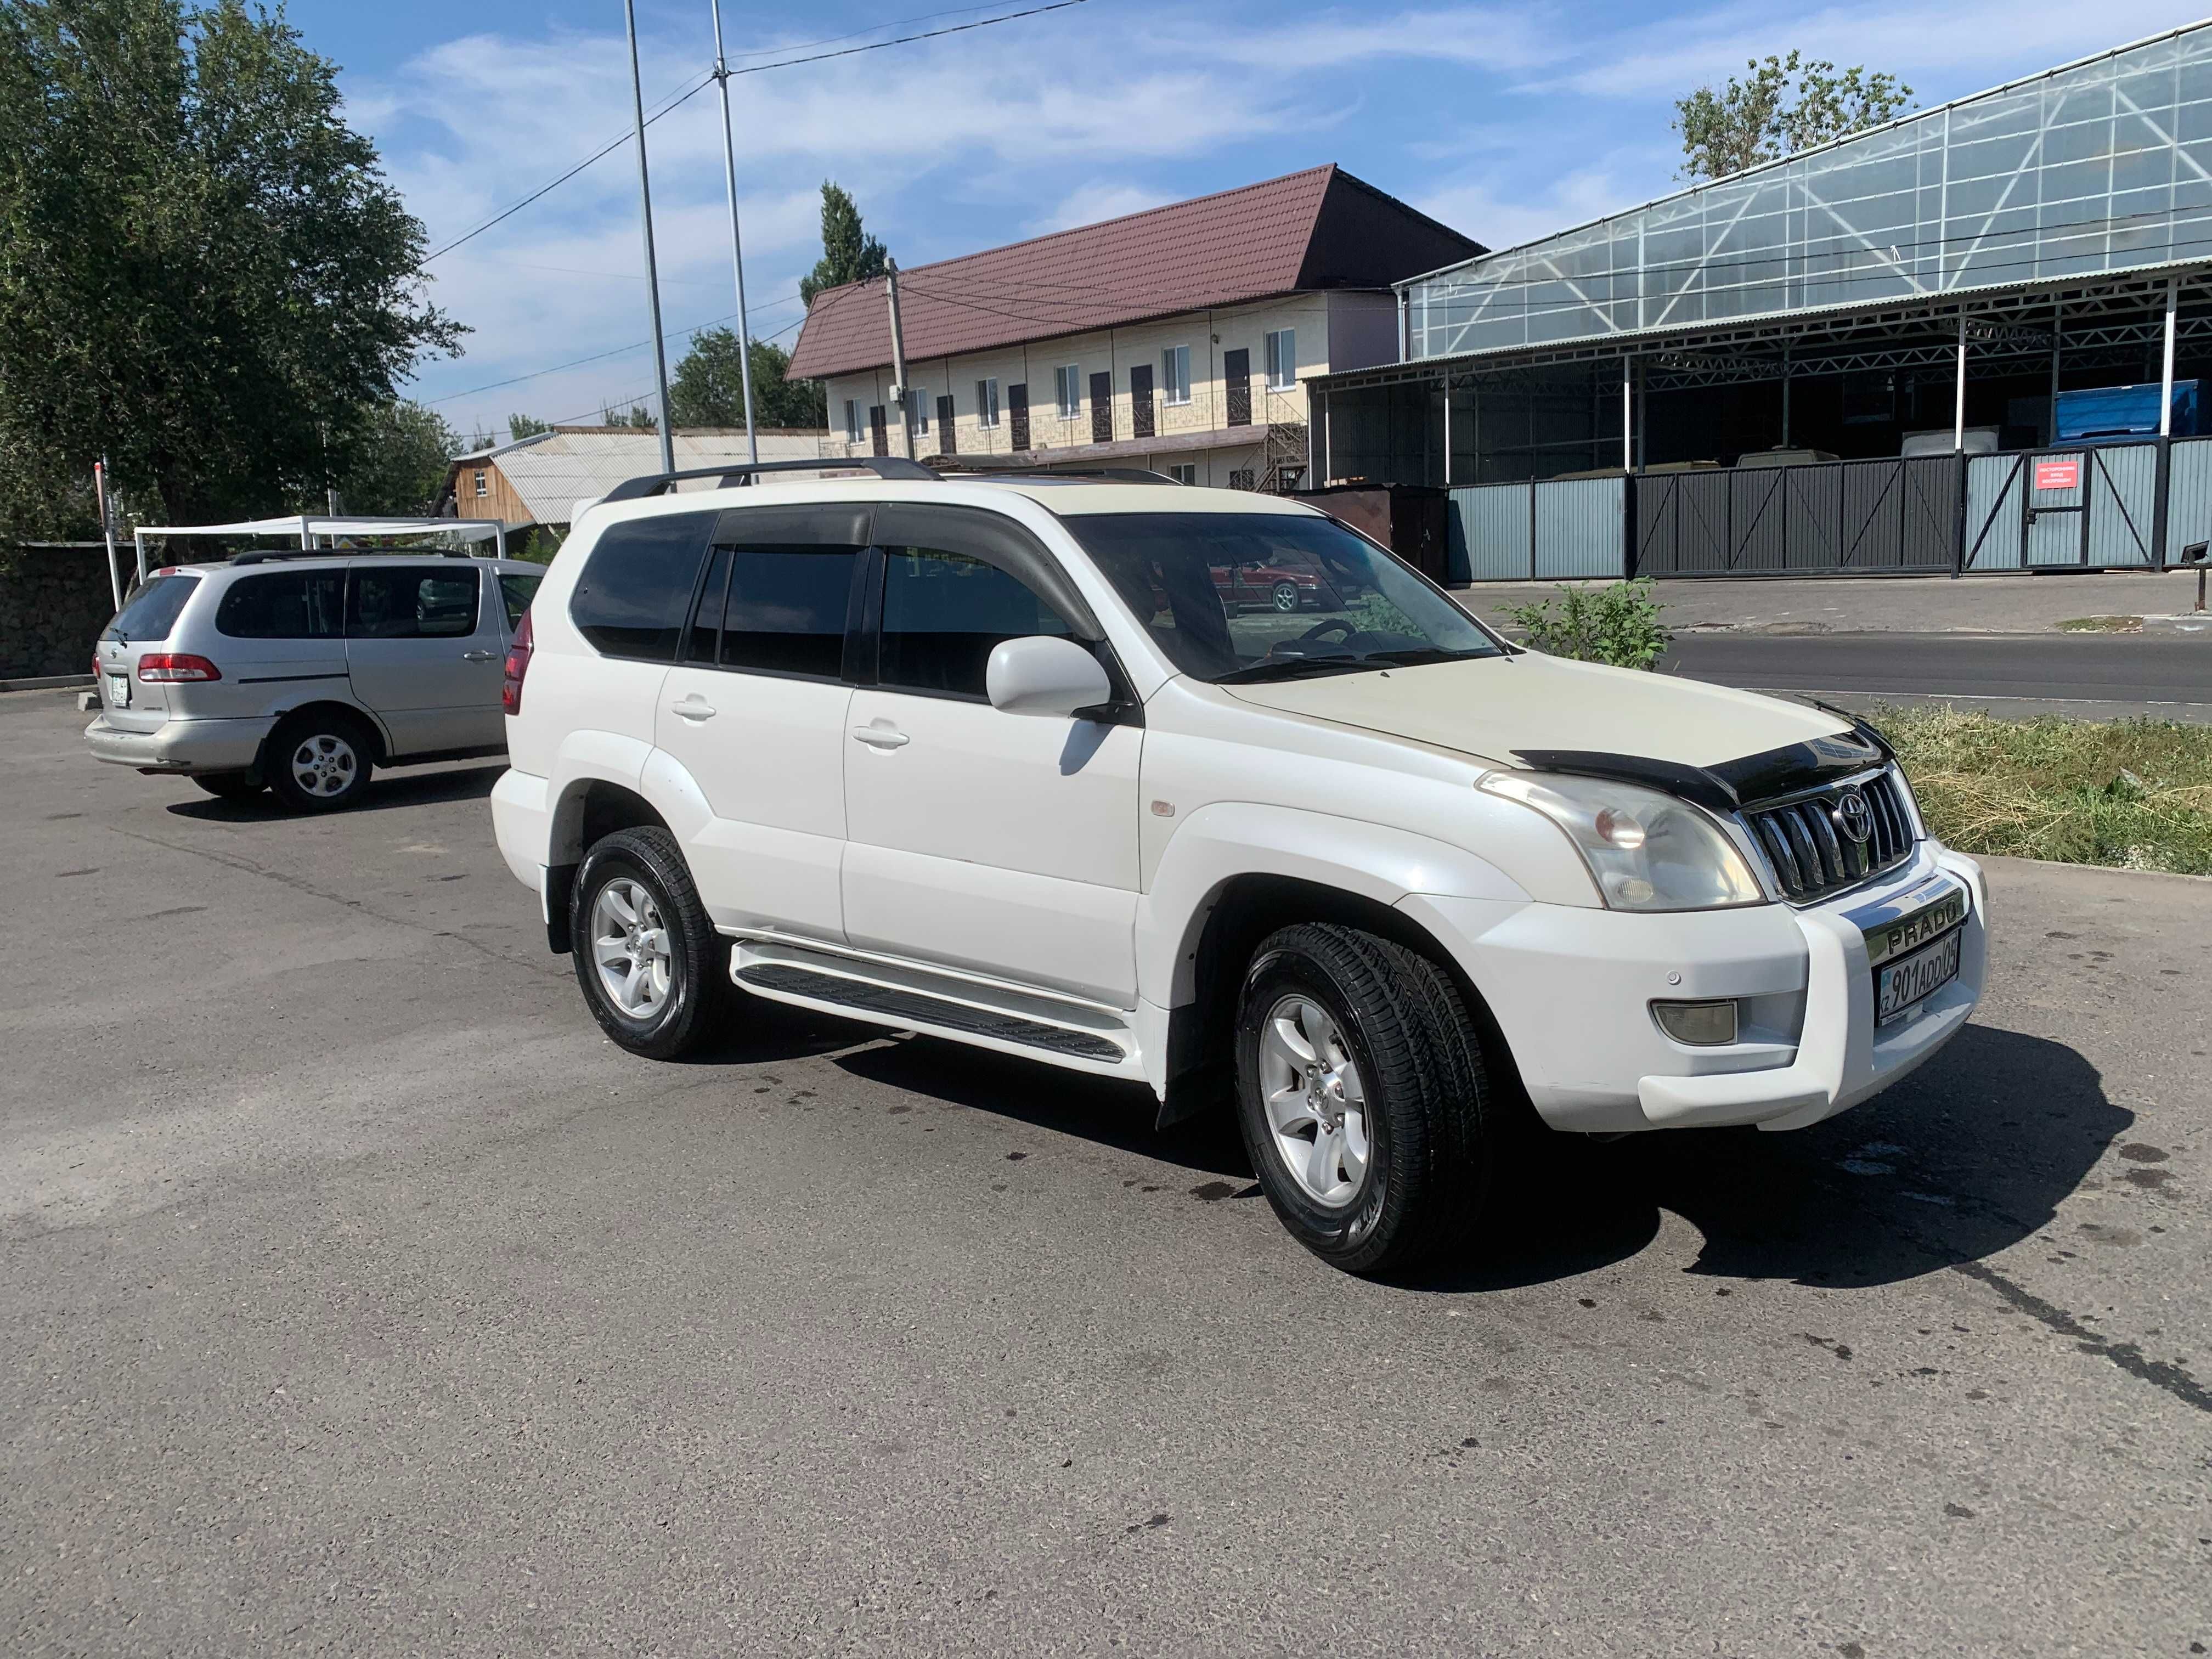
(1514, 706, 1891, 814)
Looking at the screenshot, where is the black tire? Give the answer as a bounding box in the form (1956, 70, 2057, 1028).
(1234, 923, 1491, 1276)
(1271, 580, 1301, 613)
(191, 771, 264, 799)
(569, 826, 725, 1060)
(264, 710, 375, 812)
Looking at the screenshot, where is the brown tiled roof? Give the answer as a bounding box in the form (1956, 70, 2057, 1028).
(787, 165, 1482, 381)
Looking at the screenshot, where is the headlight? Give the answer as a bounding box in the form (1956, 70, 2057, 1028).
(1479, 770, 1766, 911)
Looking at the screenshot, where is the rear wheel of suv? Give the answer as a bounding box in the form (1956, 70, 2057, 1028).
(569, 827, 725, 1060)
(1234, 924, 1492, 1276)
(266, 710, 375, 813)
(191, 771, 264, 799)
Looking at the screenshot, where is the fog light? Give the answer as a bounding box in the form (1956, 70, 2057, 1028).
(1651, 998, 1739, 1046)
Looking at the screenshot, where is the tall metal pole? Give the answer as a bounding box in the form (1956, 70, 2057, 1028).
(2160, 276, 2179, 437)
(625, 0, 676, 475)
(708, 0, 758, 461)
(1953, 310, 1968, 452)
(93, 457, 121, 610)
(884, 258, 913, 460)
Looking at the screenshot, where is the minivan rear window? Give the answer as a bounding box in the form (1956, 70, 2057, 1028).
(569, 512, 714, 659)
(103, 574, 199, 642)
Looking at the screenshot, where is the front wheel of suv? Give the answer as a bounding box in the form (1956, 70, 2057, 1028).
(569, 827, 725, 1060)
(1234, 924, 1492, 1276)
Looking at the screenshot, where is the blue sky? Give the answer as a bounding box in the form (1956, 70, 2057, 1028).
(298, 0, 2212, 443)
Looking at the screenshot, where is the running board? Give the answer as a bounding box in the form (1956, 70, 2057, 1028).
(727, 935, 1144, 1078)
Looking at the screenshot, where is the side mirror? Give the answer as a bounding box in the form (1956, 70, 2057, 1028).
(986, 634, 1111, 718)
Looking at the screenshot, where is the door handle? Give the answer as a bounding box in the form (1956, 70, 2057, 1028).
(851, 725, 909, 749)
(461, 649, 496, 662)
(672, 696, 716, 721)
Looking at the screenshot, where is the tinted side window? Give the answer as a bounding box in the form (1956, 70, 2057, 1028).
(104, 573, 199, 642)
(216, 571, 343, 639)
(719, 548, 857, 678)
(570, 513, 714, 660)
(499, 572, 543, 631)
(878, 548, 1073, 698)
(347, 567, 480, 639)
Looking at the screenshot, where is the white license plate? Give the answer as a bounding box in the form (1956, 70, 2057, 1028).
(1877, 928, 1962, 1025)
(106, 674, 130, 708)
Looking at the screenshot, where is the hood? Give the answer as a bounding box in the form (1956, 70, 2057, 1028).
(1218, 652, 1855, 774)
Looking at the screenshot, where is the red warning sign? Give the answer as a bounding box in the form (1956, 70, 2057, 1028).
(2034, 458, 2081, 492)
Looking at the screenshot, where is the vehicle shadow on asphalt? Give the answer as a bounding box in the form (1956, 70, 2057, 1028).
(1414, 1023, 2129, 1294)
(163, 763, 505, 821)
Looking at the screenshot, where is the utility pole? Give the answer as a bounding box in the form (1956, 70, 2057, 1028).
(92, 457, 121, 610)
(708, 0, 758, 462)
(624, 0, 676, 475)
(885, 257, 913, 460)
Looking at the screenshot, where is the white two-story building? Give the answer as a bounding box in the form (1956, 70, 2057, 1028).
(788, 166, 1482, 489)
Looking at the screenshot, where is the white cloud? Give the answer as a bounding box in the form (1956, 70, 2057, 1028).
(1026, 182, 1177, 234)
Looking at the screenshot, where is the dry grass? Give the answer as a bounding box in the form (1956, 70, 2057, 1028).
(1874, 704, 2212, 875)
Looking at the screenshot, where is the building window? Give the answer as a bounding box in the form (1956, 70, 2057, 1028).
(1054, 364, 1081, 419)
(1162, 346, 1191, 407)
(844, 399, 862, 442)
(1265, 330, 1296, 391)
(1228, 467, 1256, 490)
(976, 378, 1000, 428)
(472, 470, 487, 499)
(1168, 462, 1197, 486)
(906, 386, 930, 435)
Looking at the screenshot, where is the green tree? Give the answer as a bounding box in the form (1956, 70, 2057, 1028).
(1675, 52, 1912, 181)
(669, 328, 827, 430)
(603, 405, 657, 429)
(799, 180, 888, 304)
(325, 399, 456, 516)
(506, 412, 552, 440)
(0, 0, 464, 538)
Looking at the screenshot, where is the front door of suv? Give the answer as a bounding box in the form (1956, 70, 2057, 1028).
(842, 504, 1141, 1007)
(653, 504, 870, 942)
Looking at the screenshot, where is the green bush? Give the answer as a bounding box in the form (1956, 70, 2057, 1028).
(1502, 579, 1672, 669)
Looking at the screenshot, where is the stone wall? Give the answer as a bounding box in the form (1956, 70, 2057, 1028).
(0, 544, 123, 679)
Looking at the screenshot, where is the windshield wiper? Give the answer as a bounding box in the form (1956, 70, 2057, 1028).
(1212, 655, 1376, 685)
(1358, 647, 1499, 668)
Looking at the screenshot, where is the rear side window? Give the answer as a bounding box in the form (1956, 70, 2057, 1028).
(104, 574, 199, 642)
(718, 548, 859, 678)
(569, 512, 714, 659)
(499, 572, 542, 631)
(216, 571, 343, 639)
(348, 567, 479, 639)
(878, 547, 1074, 698)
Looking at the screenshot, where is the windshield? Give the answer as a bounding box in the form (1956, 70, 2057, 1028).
(1064, 511, 1502, 684)
(101, 573, 200, 643)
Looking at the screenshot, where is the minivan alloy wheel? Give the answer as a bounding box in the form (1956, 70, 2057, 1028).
(1259, 994, 1370, 1207)
(288, 732, 358, 799)
(590, 878, 672, 1018)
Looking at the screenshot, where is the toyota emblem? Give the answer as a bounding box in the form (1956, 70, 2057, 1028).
(1833, 788, 1874, 844)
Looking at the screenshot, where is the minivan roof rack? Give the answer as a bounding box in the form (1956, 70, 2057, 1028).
(229, 546, 475, 565)
(600, 455, 938, 502)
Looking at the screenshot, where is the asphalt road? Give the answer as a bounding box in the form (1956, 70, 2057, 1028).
(1663, 630, 2212, 720)
(3, 688, 2209, 1657)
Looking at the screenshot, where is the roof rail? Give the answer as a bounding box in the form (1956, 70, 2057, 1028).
(928, 461, 1185, 485)
(599, 455, 938, 503)
(229, 546, 474, 565)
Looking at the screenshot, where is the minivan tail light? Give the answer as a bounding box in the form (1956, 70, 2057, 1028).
(501, 610, 533, 716)
(138, 653, 221, 682)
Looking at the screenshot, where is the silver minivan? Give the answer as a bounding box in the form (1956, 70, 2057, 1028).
(84, 551, 544, 811)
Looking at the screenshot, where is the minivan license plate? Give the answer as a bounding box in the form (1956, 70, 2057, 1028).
(106, 674, 129, 708)
(1877, 929, 1961, 1026)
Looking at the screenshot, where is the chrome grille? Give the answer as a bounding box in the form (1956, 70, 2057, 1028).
(1741, 770, 1915, 902)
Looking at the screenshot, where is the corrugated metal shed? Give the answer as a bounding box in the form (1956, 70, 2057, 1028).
(445, 427, 830, 525)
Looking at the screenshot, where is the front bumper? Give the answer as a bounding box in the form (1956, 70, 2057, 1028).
(1404, 843, 1988, 1135)
(83, 714, 273, 775)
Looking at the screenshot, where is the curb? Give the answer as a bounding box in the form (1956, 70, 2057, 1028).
(0, 674, 94, 693)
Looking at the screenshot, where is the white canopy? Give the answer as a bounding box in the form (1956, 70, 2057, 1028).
(132, 514, 530, 579)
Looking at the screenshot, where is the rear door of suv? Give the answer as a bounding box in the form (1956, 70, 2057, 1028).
(345, 562, 505, 755)
(652, 503, 871, 940)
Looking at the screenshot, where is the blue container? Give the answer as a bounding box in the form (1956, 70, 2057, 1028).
(2055, 379, 2200, 444)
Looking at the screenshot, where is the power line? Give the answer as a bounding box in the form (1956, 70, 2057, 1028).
(723, 0, 1086, 78)
(427, 289, 808, 407)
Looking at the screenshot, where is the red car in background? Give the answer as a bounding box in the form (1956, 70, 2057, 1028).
(1208, 558, 1345, 614)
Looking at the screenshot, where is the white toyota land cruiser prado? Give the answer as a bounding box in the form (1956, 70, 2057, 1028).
(490, 460, 1987, 1276)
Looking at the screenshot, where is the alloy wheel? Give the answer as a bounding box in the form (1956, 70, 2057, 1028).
(590, 878, 673, 1019)
(1259, 995, 1371, 1207)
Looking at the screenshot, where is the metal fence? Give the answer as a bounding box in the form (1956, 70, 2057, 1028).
(1447, 436, 2211, 581)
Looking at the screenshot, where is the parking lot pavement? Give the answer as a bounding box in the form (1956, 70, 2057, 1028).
(3, 686, 2208, 1658)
